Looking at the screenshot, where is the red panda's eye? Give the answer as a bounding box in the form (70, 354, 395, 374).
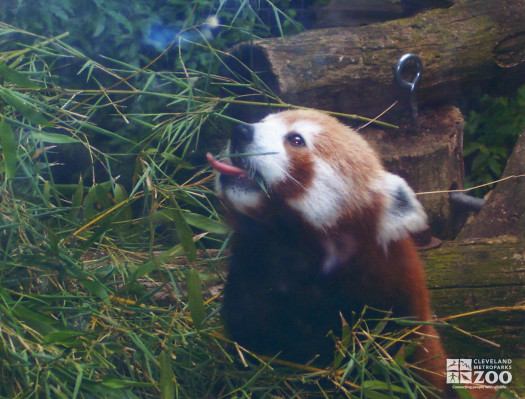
(287, 133, 305, 147)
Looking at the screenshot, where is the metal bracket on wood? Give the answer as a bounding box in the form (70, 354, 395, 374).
(395, 53, 423, 131)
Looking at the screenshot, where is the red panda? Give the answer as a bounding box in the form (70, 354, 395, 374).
(208, 110, 449, 395)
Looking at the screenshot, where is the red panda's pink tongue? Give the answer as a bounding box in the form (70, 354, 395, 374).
(206, 152, 248, 177)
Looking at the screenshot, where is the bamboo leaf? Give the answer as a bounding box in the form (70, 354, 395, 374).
(0, 62, 41, 88)
(72, 365, 83, 399)
(183, 213, 229, 235)
(159, 349, 176, 399)
(43, 180, 51, 203)
(131, 244, 184, 280)
(101, 379, 153, 389)
(75, 120, 134, 143)
(31, 131, 80, 144)
(0, 88, 52, 127)
(113, 184, 133, 223)
(0, 117, 17, 178)
(333, 312, 352, 369)
(12, 305, 57, 335)
(186, 269, 205, 330)
(126, 331, 157, 362)
(170, 200, 197, 262)
(44, 330, 87, 344)
(363, 380, 407, 394)
(82, 279, 109, 301)
(70, 176, 84, 220)
(161, 152, 195, 169)
(47, 228, 59, 257)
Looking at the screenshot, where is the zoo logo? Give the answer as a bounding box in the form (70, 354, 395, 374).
(446, 359, 513, 385)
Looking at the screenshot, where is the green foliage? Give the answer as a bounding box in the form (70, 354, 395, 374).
(2, 0, 302, 72)
(0, 2, 504, 397)
(463, 86, 525, 193)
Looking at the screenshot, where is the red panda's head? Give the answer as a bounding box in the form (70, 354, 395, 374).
(208, 110, 427, 252)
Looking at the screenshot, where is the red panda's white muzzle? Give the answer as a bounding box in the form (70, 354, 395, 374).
(207, 121, 277, 218)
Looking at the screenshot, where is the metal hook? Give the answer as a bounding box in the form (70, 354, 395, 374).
(395, 53, 423, 92)
(395, 54, 423, 130)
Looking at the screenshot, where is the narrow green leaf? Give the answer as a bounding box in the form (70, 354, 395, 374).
(93, 17, 106, 38)
(131, 244, 183, 280)
(126, 331, 157, 362)
(75, 120, 133, 143)
(43, 180, 51, 203)
(0, 62, 41, 88)
(82, 278, 108, 301)
(161, 152, 195, 169)
(77, 60, 93, 76)
(105, 9, 133, 33)
(159, 349, 175, 399)
(113, 184, 132, 223)
(183, 213, 229, 235)
(101, 379, 153, 389)
(44, 330, 86, 344)
(72, 365, 83, 399)
(47, 228, 59, 257)
(363, 380, 407, 394)
(170, 201, 196, 262)
(186, 269, 205, 330)
(334, 312, 351, 369)
(340, 355, 356, 384)
(402, 342, 418, 360)
(269, 2, 285, 40)
(12, 305, 57, 335)
(31, 131, 80, 144)
(0, 117, 17, 178)
(371, 317, 389, 335)
(0, 88, 52, 127)
(70, 176, 84, 220)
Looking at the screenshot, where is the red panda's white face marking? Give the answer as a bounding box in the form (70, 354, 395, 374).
(210, 110, 427, 249)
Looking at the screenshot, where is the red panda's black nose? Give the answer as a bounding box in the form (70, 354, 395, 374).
(231, 124, 254, 148)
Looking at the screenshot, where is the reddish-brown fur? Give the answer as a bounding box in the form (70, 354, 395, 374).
(215, 110, 492, 398)
(325, 197, 449, 393)
(362, 237, 448, 392)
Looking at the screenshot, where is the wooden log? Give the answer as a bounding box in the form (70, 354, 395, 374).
(458, 131, 525, 240)
(226, 0, 525, 119)
(310, 0, 452, 29)
(421, 236, 525, 390)
(310, 0, 406, 29)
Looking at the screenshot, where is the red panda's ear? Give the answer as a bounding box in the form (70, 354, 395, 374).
(376, 173, 428, 249)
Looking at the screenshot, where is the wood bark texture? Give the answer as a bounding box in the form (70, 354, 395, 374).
(421, 236, 525, 392)
(309, 0, 453, 28)
(227, 0, 525, 118)
(421, 237, 525, 379)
